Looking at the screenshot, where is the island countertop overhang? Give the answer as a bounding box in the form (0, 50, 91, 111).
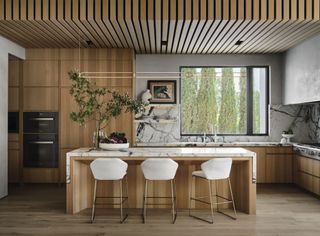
(66, 147, 256, 183)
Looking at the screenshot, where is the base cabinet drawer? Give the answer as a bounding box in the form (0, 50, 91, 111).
(8, 150, 20, 183)
(295, 155, 320, 196)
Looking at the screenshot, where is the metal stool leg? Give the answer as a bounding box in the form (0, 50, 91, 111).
(119, 178, 129, 223)
(170, 179, 177, 224)
(91, 180, 97, 223)
(143, 179, 148, 223)
(228, 178, 237, 219)
(189, 175, 194, 216)
(208, 180, 214, 224)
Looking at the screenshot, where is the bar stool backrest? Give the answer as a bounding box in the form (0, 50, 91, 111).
(90, 158, 128, 180)
(141, 158, 178, 180)
(201, 158, 232, 180)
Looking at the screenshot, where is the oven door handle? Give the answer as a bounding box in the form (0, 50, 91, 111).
(28, 141, 54, 144)
(29, 118, 54, 121)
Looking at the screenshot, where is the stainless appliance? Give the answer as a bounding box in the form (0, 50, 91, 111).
(23, 112, 58, 168)
(293, 143, 320, 160)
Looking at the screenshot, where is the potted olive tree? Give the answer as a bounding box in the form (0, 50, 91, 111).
(68, 71, 145, 149)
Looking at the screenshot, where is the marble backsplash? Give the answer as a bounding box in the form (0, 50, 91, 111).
(135, 103, 320, 144)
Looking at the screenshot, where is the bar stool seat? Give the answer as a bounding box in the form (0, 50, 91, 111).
(189, 158, 237, 224)
(141, 158, 178, 224)
(90, 158, 129, 224)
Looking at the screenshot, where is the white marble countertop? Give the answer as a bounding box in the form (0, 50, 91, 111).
(67, 147, 256, 157)
(66, 147, 256, 184)
(134, 141, 292, 147)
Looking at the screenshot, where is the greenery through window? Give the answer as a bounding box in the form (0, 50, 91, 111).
(181, 66, 268, 135)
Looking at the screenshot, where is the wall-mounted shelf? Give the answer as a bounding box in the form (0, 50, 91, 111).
(134, 118, 178, 124)
(150, 104, 178, 109)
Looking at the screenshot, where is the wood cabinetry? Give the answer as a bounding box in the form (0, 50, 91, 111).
(23, 87, 59, 111)
(20, 48, 134, 183)
(294, 155, 320, 196)
(265, 147, 293, 183)
(8, 134, 20, 183)
(246, 147, 266, 183)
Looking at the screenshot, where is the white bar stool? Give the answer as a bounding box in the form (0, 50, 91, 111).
(90, 158, 129, 223)
(189, 158, 237, 223)
(141, 158, 179, 224)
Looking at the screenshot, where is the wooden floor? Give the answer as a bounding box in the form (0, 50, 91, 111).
(0, 184, 320, 236)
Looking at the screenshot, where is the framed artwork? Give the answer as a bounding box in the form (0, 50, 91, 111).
(147, 80, 177, 104)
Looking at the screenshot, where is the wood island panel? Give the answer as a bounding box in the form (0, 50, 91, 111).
(66, 156, 256, 215)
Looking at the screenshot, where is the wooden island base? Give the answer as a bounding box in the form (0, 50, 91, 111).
(67, 157, 256, 215)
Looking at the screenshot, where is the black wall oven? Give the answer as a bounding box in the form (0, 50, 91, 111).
(23, 112, 58, 168)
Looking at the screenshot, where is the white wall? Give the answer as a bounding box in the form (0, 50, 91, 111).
(0, 36, 25, 199)
(136, 54, 284, 104)
(135, 54, 298, 143)
(283, 33, 320, 104)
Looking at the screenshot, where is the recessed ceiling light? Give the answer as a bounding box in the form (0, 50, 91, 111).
(235, 40, 244, 46)
(161, 40, 167, 46)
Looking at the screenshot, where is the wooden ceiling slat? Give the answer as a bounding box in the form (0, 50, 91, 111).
(78, 0, 106, 47)
(166, 0, 177, 53)
(236, 20, 287, 53)
(115, 0, 136, 51)
(124, 0, 141, 52)
(272, 23, 320, 52)
(177, 0, 193, 53)
(86, 0, 112, 47)
(216, 21, 252, 53)
(181, 0, 200, 53)
(186, 0, 207, 53)
(230, 20, 278, 53)
(93, 0, 118, 48)
(161, 0, 169, 53)
(0, 0, 4, 20)
(0, 0, 320, 53)
(258, 21, 309, 53)
(108, 0, 129, 48)
(0, 23, 36, 47)
(132, 0, 147, 53)
(139, 0, 151, 53)
(155, 0, 162, 53)
(171, 0, 184, 54)
(147, 0, 156, 53)
(266, 21, 318, 53)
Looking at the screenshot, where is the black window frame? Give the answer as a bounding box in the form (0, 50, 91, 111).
(179, 65, 270, 136)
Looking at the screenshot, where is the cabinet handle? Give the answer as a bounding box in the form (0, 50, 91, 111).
(29, 141, 54, 144)
(30, 118, 54, 121)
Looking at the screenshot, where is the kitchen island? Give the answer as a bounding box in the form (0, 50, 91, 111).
(66, 147, 256, 215)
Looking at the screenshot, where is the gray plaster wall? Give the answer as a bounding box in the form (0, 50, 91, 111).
(283, 33, 320, 105)
(136, 54, 284, 104)
(0, 36, 25, 199)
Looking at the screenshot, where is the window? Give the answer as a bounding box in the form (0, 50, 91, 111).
(180, 66, 269, 135)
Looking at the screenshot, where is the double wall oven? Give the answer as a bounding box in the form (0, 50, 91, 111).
(23, 112, 58, 168)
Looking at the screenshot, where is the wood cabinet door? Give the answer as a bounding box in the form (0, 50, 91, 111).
(8, 149, 20, 183)
(23, 87, 59, 111)
(312, 159, 320, 195)
(265, 148, 293, 183)
(246, 147, 266, 183)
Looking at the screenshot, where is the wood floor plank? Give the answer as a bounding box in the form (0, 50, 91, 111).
(0, 184, 320, 236)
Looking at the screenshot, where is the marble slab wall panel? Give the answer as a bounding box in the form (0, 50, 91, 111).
(136, 104, 320, 144)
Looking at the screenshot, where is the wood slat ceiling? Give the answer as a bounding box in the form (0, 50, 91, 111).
(1, 0, 320, 53)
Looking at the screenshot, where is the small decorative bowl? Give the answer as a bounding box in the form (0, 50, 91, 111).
(99, 143, 130, 150)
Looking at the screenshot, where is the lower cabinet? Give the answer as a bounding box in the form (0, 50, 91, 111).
(295, 155, 320, 196)
(8, 149, 20, 183)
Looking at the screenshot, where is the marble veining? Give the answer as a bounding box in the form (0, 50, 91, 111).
(66, 147, 256, 184)
(136, 103, 320, 145)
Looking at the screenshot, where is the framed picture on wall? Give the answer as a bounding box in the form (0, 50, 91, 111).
(147, 80, 177, 104)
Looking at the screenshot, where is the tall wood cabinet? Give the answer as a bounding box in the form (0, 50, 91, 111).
(20, 48, 135, 183)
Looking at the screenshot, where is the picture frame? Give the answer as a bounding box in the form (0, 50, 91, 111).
(147, 80, 177, 104)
